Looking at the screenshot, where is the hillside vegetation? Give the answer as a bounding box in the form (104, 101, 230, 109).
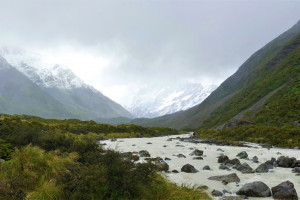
(0, 114, 210, 200)
(132, 20, 300, 130)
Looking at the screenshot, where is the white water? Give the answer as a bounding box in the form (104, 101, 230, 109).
(103, 133, 300, 199)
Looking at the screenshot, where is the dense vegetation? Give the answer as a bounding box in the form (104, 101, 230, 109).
(0, 114, 210, 200)
(196, 124, 300, 148)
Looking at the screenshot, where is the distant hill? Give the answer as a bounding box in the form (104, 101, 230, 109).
(132, 20, 300, 129)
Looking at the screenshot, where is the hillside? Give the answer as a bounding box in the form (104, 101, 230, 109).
(0, 48, 133, 120)
(132, 20, 300, 129)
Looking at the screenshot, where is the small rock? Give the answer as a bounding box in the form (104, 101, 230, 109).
(132, 144, 136, 146)
(156, 161, 169, 172)
(111, 138, 117, 142)
(220, 196, 243, 200)
(203, 165, 210, 170)
(237, 181, 271, 197)
(189, 149, 204, 156)
(181, 164, 198, 173)
(225, 158, 241, 166)
(252, 156, 258, 163)
(167, 138, 172, 141)
(139, 150, 150, 157)
(177, 154, 186, 158)
(165, 157, 171, 161)
(219, 164, 230, 170)
(217, 148, 224, 152)
(211, 189, 223, 197)
(146, 142, 152, 144)
(271, 181, 298, 199)
(193, 156, 203, 160)
(163, 145, 167, 147)
(237, 151, 248, 159)
(222, 189, 231, 194)
(172, 169, 179, 173)
(292, 167, 300, 173)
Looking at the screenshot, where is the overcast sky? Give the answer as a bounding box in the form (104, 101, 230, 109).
(0, 0, 300, 104)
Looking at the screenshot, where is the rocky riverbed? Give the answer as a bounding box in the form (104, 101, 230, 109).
(102, 133, 300, 200)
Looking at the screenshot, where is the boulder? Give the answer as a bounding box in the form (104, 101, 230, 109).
(255, 163, 269, 173)
(277, 156, 296, 168)
(265, 158, 277, 169)
(271, 181, 298, 199)
(236, 163, 254, 174)
(146, 142, 152, 144)
(211, 189, 223, 197)
(251, 156, 258, 163)
(292, 160, 300, 168)
(172, 169, 179, 173)
(193, 157, 203, 160)
(177, 154, 186, 158)
(167, 138, 172, 141)
(225, 158, 241, 166)
(203, 165, 211, 170)
(237, 181, 271, 197)
(189, 149, 204, 156)
(181, 164, 198, 173)
(218, 155, 229, 163)
(236, 151, 248, 159)
(208, 173, 240, 183)
(219, 164, 230, 170)
(111, 138, 117, 142)
(156, 161, 169, 172)
(139, 150, 150, 157)
(164, 157, 171, 161)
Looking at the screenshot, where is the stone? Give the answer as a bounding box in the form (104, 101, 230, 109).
(237, 181, 271, 197)
(181, 164, 198, 173)
(271, 181, 298, 199)
(167, 138, 172, 141)
(189, 149, 203, 156)
(225, 158, 241, 166)
(217, 148, 224, 152)
(218, 155, 229, 163)
(146, 142, 152, 144)
(277, 156, 296, 168)
(111, 138, 117, 142)
(192, 156, 203, 160)
(177, 154, 186, 158)
(252, 156, 258, 163)
(236, 163, 254, 174)
(208, 173, 240, 183)
(255, 163, 269, 173)
(139, 150, 150, 157)
(203, 165, 210, 170)
(172, 169, 179, 173)
(236, 151, 248, 159)
(211, 189, 223, 197)
(220, 197, 243, 200)
(163, 145, 167, 147)
(156, 161, 169, 172)
(219, 164, 230, 170)
(164, 157, 171, 161)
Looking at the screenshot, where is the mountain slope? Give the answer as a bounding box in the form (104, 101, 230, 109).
(126, 83, 217, 118)
(0, 56, 93, 119)
(0, 48, 133, 119)
(132, 20, 300, 129)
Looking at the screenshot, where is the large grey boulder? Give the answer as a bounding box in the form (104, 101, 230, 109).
(271, 181, 298, 199)
(277, 156, 296, 168)
(255, 163, 269, 173)
(236, 163, 254, 174)
(208, 173, 240, 183)
(237, 181, 271, 197)
(181, 164, 198, 173)
(225, 158, 241, 166)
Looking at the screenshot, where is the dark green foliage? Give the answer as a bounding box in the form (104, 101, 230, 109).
(196, 125, 300, 148)
(0, 139, 13, 159)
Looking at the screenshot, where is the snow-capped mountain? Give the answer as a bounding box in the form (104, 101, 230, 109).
(125, 83, 217, 118)
(0, 47, 133, 119)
